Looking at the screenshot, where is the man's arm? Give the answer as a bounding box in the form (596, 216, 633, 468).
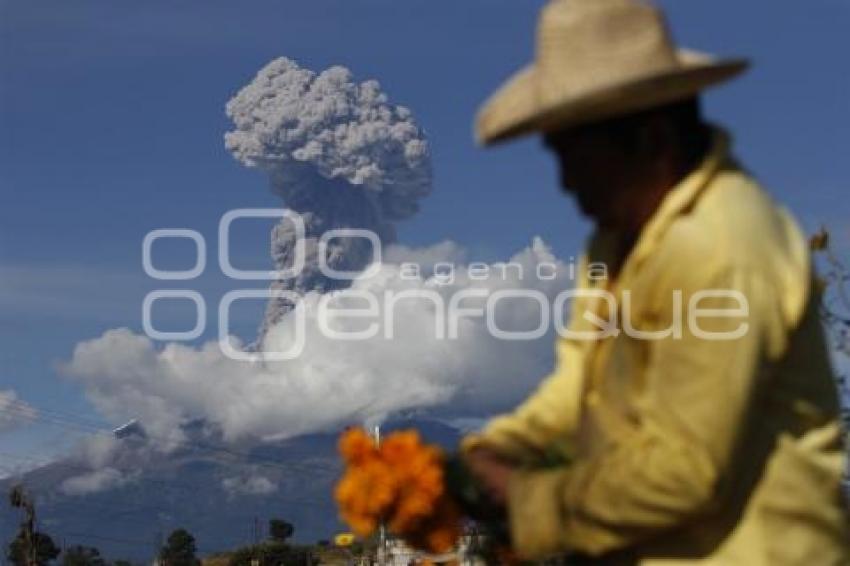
(461, 334, 587, 465)
(505, 268, 789, 559)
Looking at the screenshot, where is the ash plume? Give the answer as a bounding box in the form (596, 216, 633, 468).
(224, 57, 432, 338)
(63, 58, 574, 446)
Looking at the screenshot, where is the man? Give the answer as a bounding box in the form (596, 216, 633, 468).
(461, 0, 849, 563)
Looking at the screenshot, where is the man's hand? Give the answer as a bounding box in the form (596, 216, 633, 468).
(463, 447, 516, 507)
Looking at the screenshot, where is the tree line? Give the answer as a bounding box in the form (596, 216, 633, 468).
(6, 486, 316, 566)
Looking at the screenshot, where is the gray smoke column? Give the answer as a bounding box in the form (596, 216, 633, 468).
(225, 58, 432, 338)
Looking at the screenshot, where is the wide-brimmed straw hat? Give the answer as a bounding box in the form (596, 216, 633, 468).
(476, 0, 748, 145)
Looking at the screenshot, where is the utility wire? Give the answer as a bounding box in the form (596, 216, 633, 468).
(0, 451, 332, 511)
(0, 401, 334, 476)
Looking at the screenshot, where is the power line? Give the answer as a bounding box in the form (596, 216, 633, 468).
(0, 451, 198, 496)
(0, 401, 334, 476)
(0, 401, 339, 544)
(50, 531, 151, 549)
(52, 529, 236, 557)
(0, 451, 332, 511)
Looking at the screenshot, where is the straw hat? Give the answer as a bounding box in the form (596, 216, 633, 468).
(476, 0, 748, 145)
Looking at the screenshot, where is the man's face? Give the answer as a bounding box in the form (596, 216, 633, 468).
(543, 124, 642, 229)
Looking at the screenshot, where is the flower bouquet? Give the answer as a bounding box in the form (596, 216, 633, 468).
(334, 427, 463, 553)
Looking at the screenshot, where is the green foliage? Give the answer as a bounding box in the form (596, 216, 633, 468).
(811, 229, 850, 428)
(159, 529, 200, 566)
(8, 486, 26, 509)
(7, 531, 61, 566)
(227, 542, 315, 566)
(267, 519, 294, 543)
(62, 546, 106, 566)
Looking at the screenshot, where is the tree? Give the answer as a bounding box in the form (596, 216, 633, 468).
(227, 544, 315, 566)
(268, 520, 294, 544)
(812, 229, 850, 428)
(7, 485, 60, 566)
(62, 546, 106, 566)
(158, 529, 199, 566)
(7, 532, 60, 566)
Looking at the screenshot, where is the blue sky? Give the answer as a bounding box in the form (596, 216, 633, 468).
(1, 0, 848, 459)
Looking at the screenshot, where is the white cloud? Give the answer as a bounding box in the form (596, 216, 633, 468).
(384, 241, 468, 274)
(222, 474, 278, 497)
(60, 467, 132, 496)
(0, 454, 53, 480)
(64, 239, 574, 444)
(75, 434, 123, 467)
(0, 390, 36, 433)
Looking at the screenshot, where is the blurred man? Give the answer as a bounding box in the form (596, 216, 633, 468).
(462, 0, 849, 563)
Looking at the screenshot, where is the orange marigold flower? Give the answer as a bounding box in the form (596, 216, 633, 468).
(380, 429, 421, 465)
(338, 426, 377, 465)
(335, 427, 462, 553)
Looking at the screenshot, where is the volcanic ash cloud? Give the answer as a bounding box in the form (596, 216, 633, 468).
(64, 58, 574, 445)
(224, 57, 432, 338)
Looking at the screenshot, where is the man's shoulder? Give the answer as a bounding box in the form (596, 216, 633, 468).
(674, 164, 804, 265)
(698, 163, 778, 227)
(651, 164, 809, 292)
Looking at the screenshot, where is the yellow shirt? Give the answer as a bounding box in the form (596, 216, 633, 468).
(462, 130, 849, 564)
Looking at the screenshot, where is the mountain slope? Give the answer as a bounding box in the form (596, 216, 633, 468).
(0, 419, 461, 562)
